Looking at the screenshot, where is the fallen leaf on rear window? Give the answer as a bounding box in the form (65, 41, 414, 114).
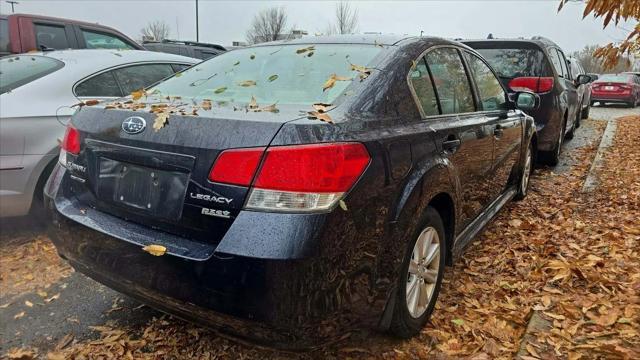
(323, 74, 352, 92)
(153, 112, 169, 131)
(233, 61, 240, 66)
(307, 51, 314, 57)
(296, 45, 315, 54)
(307, 111, 333, 124)
(131, 89, 146, 101)
(250, 54, 255, 60)
(142, 244, 167, 256)
(201, 99, 212, 110)
(71, 99, 100, 108)
(260, 103, 279, 113)
(312, 103, 334, 113)
(268, 74, 279, 82)
(214, 87, 227, 94)
(350, 64, 372, 80)
(238, 80, 257, 87)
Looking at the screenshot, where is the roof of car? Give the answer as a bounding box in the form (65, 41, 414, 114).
(254, 34, 414, 47)
(463, 36, 560, 49)
(21, 49, 198, 71)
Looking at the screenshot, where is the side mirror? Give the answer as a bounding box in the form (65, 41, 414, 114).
(514, 91, 539, 112)
(576, 74, 591, 85)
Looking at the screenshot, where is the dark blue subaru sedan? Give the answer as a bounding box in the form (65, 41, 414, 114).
(46, 34, 538, 348)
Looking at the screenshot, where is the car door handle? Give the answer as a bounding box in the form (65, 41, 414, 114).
(494, 125, 504, 138)
(442, 138, 461, 153)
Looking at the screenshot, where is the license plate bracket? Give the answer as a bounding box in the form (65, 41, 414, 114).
(96, 158, 188, 220)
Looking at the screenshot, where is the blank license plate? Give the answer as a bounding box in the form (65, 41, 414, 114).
(604, 86, 615, 91)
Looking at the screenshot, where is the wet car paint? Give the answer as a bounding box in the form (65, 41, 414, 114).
(46, 35, 536, 348)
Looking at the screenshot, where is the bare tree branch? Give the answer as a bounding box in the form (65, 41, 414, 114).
(140, 20, 171, 42)
(246, 7, 289, 44)
(334, 1, 358, 35)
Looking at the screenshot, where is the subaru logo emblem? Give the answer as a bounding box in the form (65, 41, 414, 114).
(122, 116, 146, 134)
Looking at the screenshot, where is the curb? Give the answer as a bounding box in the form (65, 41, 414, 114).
(581, 119, 617, 193)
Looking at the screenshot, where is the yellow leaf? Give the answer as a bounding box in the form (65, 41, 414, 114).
(24, 300, 33, 307)
(322, 74, 351, 92)
(238, 80, 257, 87)
(131, 89, 145, 101)
(201, 99, 212, 110)
(142, 244, 166, 256)
(153, 112, 169, 131)
(14, 311, 25, 319)
(307, 111, 333, 124)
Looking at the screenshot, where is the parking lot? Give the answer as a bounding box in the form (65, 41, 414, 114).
(2, 104, 638, 359)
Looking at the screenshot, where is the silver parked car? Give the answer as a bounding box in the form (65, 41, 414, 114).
(0, 49, 198, 218)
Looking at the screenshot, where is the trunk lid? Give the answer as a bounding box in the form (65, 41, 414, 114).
(67, 104, 301, 244)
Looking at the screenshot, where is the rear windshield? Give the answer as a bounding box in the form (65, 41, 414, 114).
(0, 18, 9, 55)
(0, 55, 64, 94)
(150, 44, 382, 105)
(597, 74, 630, 83)
(472, 47, 549, 79)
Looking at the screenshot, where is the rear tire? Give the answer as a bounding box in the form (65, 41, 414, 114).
(29, 160, 57, 227)
(515, 141, 533, 201)
(580, 103, 590, 120)
(389, 207, 447, 338)
(540, 117, 565, 166)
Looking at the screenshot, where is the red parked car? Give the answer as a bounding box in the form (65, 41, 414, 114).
(591, 73, 640, 108)
(0, 13, 143, 56)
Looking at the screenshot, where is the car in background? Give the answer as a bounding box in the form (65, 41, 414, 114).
(591, 73, 640, 107)
(567, 57, 592, 123)
(46, 35, 538, 347)
(464, 37, 590, 166)
(0, 50, 198, 219)
(623, 71, 640, 81)
(143, 39, 226, 60)
(0, 13, 143, 56)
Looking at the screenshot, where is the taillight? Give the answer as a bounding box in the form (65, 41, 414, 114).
(248, 143, 370, 211)
(59, 124, 80, 167)
(508, 77, 554, 93)
(619, 85, 631, 92)
(208, 147, 265, 186)
(209, 143, 370, 212)
(62, 125, 81, 154)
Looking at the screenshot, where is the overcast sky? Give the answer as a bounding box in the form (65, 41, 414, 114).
(1, 0, 637, 53)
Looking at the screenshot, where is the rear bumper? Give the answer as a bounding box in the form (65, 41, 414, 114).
(45, 164, 389, 348)
(592, 93, 634, 103)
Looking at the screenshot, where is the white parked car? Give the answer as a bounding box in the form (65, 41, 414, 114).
(0, 49, 199, 218)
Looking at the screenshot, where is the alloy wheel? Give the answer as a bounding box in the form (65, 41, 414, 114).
(406, 227, 440, 318)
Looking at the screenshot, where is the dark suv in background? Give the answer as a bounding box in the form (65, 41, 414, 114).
(464, 37, 590, 165)
(143, 39, 226, 60)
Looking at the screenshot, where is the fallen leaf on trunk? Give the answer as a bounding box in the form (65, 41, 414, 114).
(307, 111, 333, 123)
(131, 89, 146, 101)
(142, 244, 167, 256)
(153, 112, 169, 131)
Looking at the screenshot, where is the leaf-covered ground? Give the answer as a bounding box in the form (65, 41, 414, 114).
(2, 116, 638, 359)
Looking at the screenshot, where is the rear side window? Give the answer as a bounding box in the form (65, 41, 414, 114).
(113, 63, 175, 94)
(0, 18, 9, 54)
(75, 71, 122, 97)
(81, 29, 134, 50)
(555, 50, 570, 79)
(409, 59, 439, 116)
(34, 24, 69, 50)
(473, 47, 549, 79)
(0, 55, 64, 94)
(425, 48, 475, 114)
(171, 63, 191, 72)
(464, 52, 507, 111)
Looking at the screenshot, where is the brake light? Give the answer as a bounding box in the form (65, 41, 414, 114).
(61, 125, 81, 154)
(209, 143, 370, 212)
(508, 77, 554, 93)
(208, 147, 265, 186)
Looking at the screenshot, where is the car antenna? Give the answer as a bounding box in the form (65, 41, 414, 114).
(487, 33, 494, 39)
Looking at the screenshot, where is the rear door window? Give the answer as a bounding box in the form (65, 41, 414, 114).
(34, 23, 70, 50)
(81, 29, 135, 50)
(555, 50, 570, 79)
(113, 63, 175, 94)
(425, 47, 475, 114)
(464, 52, 508, 111)
(0, 55, 64, 94)
(409, 58, 439, 116)
(472, 47, 548, 79)
(0, 18, 9, 55)
(75, 71, 122, 97)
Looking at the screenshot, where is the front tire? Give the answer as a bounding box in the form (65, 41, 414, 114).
(515, 141, 533, 201)
(389, 207, 446, 338)
(540, 117, 565, 166)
